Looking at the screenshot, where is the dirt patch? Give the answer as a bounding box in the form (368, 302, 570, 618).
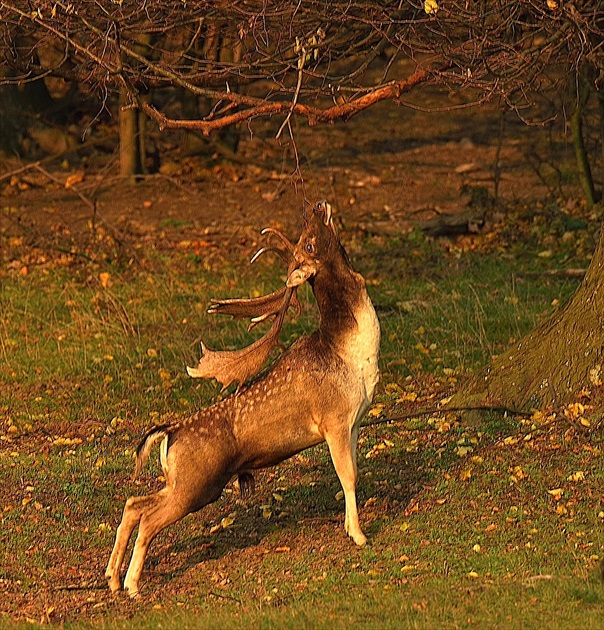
(1, 93, 573, 270)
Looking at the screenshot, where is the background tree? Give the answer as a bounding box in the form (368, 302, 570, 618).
(1, 0, 604, 412)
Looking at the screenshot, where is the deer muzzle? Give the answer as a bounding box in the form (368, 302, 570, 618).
(286, 264, 315, 288)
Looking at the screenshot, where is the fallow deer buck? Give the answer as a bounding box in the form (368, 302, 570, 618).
(105, 201, 380, 596)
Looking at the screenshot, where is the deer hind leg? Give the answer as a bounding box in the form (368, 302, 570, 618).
(122, 488, 190, 597)
(106, 493, 159, 593)
(325, 424, 367, 547)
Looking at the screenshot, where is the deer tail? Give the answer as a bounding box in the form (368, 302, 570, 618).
(134, 424, 172, 478)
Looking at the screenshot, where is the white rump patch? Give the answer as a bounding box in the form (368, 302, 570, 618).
(160, 435, 169, 476)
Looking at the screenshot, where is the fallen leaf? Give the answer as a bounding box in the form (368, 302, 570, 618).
(459, 468, 472, 481)
(455, 162, 480, 174)
(64, 171, 85, 189)
(368, 404, 385, 418)
(398, 392, 418, 403)
(99, 272, 111, 288)
(220, 513, 237, 528)
(158, 368, 171, 381)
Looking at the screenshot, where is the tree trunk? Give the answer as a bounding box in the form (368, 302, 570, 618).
(119, 88, 142, 178)
(117, 28, 154, 178)
(570, 70, 597, 209)
(599, 89, 604, 199)
(450, 224, 604, 411)
(0, 82, 23, 156)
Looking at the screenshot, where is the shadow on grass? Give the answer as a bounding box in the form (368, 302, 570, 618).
(141, 447, 429, 586)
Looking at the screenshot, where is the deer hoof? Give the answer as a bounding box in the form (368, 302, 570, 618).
(126, 588, 140, 599)
(351, 532, 367, 547)
(106, 573, 121, 593)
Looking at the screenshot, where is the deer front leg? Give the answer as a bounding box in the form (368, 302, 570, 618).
(325, 425, 367, 547)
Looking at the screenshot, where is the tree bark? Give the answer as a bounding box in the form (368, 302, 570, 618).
(119, 87, 142, 178)
(599, 89, 604, 199)
(0, 82, 23, 156)
(450, 224, 604, 411)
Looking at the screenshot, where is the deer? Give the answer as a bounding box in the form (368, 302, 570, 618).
(105, 201, 380, 596)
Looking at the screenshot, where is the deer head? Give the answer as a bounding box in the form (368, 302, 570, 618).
(186, 208, 311, 388)
(286, 200, 340, 288)
(187, 201, 341, 389)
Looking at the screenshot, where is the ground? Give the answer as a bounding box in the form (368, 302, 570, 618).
(1, 88, 603, 627)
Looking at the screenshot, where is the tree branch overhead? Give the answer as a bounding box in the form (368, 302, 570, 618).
(2, 1, 603, 134)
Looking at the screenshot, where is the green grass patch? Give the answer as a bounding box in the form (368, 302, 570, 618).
(0, 214, 601, 627)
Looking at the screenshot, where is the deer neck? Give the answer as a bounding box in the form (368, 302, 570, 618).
(313, 257, 363, 343)
(312, 255, 380, 400)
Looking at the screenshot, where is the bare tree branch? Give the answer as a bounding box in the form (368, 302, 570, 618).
(139, 68, 429, 134)
(0, 0, 602, 135)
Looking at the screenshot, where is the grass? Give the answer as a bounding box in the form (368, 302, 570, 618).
(1, 208, 603, 627)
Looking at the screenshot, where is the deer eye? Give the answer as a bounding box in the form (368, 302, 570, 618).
(305, 241, 315, 254)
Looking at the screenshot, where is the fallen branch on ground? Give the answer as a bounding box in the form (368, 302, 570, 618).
(362, 404, 533, 428)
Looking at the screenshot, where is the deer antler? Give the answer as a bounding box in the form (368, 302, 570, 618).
(208, 286, 301, 330)
(187, 227, 302, 389)
(187, 286, 294, 390)
(206, 226, 301, 329)
(259, 227, 296, 255)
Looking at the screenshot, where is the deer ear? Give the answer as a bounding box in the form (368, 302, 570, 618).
(314, 200, 333, 227)
(322, 202, 332, 226)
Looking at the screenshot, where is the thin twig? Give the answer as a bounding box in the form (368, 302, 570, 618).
(206, 590, 241, 603)
(275, 54, 305, 140)
(523, 269, 586, 278)
(54, 582, 106, 591)
(0, 137, 111, 184)
(32, 163, 95, 210)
